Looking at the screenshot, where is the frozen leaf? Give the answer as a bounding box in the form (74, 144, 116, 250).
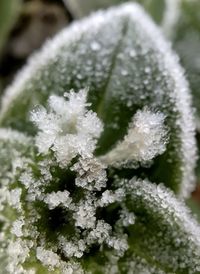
(0, 88, 199, 273)
(30, 88, 103, 167)
(168, 0, 200, 127)
(0, 128, 33, 184)
(123, 179, 200, 273)
(0, 3, 196, 197)
(0, 2, 199, 273)
(100, 109, 168, 167)
(65, 0, 200, 131)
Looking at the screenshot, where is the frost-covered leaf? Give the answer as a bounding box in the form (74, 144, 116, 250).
(122, 179, 200, 273)
(0, 4, 196, 198)
(163, 0, 200, 185)
(1, 127, 200, 274)
(64, 0, 166, 24)
(0, 3, 199, 273)
(0, 128, 33, 183)
(168, 0, 200, 127)
(66, 0, 200, 129)
(0, 129, 34, 273)
(0, 88, 199, 274)
(100, 108, 168, 167)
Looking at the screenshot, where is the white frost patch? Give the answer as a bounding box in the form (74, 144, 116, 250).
(36, 247, 60, 268)
(0, 187, 8, 210)
(123, 178, 200, 272)
(0, 128, 31, 144)
(31, 88, 103, 167)
(107, 236, 128, 256)
(8, 188, 22, 211)
(1, 3, 199, 273)
(101, 109, 167, 167)
(119, 209, 135, 227)
(86, 220, 129, 255)
(99, 188, 125, 207)
(44, 190, 72, 210)
(7, 239, 32, 273)
(86, 220, 111, 245)
(74, 199, 97, 229)
(72, 157, 107, 191)
(11, 219, 24, 237)
(0, 2, 197, 198)
(59, 237, 86, 258)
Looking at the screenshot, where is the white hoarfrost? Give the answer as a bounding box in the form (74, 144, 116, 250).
(1, 87, 199, 274)
(0, 88, 172, 273)
(36, 247, 60, 268)
(43, 190, 72, 210)
(101, 109, 168, 167)
(0, 2, 196, 198)
(31, 88, 103, 167)
(0, 3, 199, 274)
(122, 178, 200, 273)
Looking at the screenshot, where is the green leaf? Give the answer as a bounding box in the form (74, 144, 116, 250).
(64, 0, 166, 23)
(1, 137, 199, 272)
(0, 3, 196, 198)
(65, 0, 200, 129)
(123, 179, 200, 273)
(166, 0, 200, 190)
(170, 0, 200, 126)
(0, 128, 33, 181)
(0, 129, 33, 274)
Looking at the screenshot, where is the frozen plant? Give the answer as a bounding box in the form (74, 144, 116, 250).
(0, 3, 199, 274)
(64, 0, 200, 129)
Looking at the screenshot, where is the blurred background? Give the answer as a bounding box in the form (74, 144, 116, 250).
(0, 0, 200, 220)
(0, 0, 72, 93)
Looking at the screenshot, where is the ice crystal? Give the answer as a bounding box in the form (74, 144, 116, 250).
(101, 109, 168, 167)
(43, 190, 72, 210)
(121, 178, 200, 273)
(31, 88, 103, 167)
(11, 219, 24, 237)
(0, 2, 196, 198)
(71, 157, 107, 191)
(0, 2, 199, 274)
(36, 247, 60, 268)
(0, 88, 174, 273)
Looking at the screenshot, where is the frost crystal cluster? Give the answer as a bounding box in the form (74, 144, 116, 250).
(0, 89, 167, 273)
(0, 2, 199, 274)
(0, 88, 200, 274)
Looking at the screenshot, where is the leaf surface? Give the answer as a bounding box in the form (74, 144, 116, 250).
(0, 3, 196, 197)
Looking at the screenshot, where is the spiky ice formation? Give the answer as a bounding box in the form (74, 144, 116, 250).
(0, 3, 199, 273)
(122, 179, 200, 273)
(0, 3, 196, 198)
(0, 89, 200, 273)
(0, 89, 174, 273)
(101, 108, 168, 167)
(30, 88, 103, 167)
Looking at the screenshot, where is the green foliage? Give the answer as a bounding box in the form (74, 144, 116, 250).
(65, 0, 200, 126)
(0, 3, 196, 197)
(171, 0, 200, 125)
(0, 2, 199, 274)
(124, 179, 200, 273)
